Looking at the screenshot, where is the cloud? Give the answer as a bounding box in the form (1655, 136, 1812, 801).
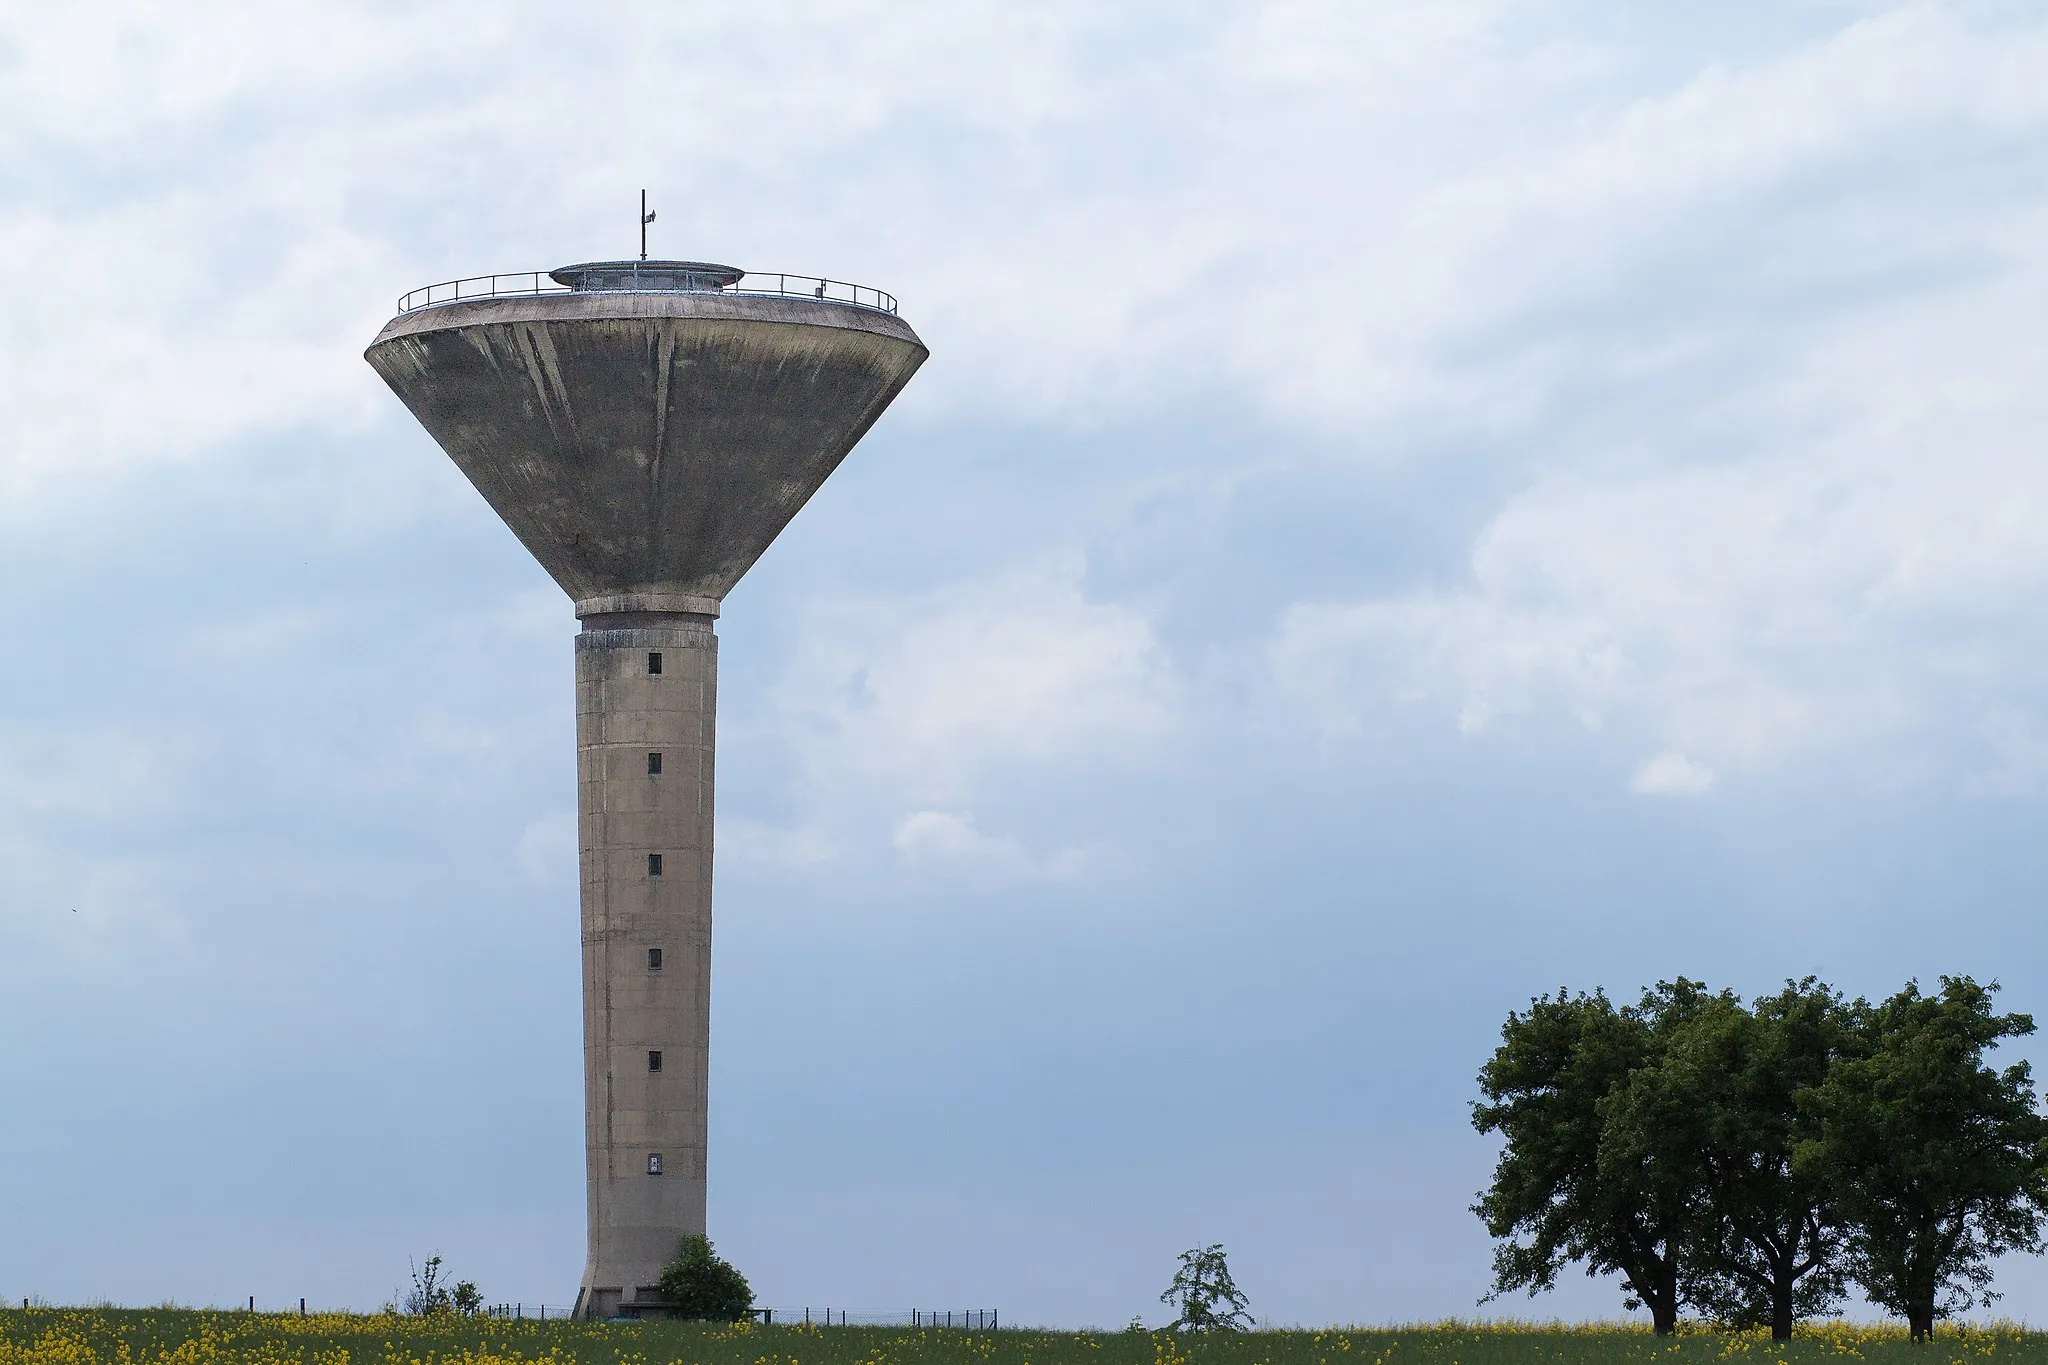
(9, 3, 2048, 829)
(0, 836, 194, 974)
(716, 556, 1178, 878)
(1631, 752, 1716, 796)
(719, 819, 840, 870)
(891, 809, 1088, 882)
(1271, 592, 1628, 740)
(0, 729, 188, 823)
(771, 556, 1181, 807)
(0, 0, 1755, 503)
(1269, 235, 2048, 786)
(1257, 7, 2048, 793)
(177, 606, 350, 670)
(16, 3, 2048, 809)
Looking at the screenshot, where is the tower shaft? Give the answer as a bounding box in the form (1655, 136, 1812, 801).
(575, 611, 717, 1318)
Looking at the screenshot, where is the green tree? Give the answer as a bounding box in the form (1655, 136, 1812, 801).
(1159, 1244, 1252, 1332)
(1796, 977, 2048, 1342)
(1607, 979, 1851, 1339)
(1473, 985, 1711, 1334)
(655, 1234, 753, 1322)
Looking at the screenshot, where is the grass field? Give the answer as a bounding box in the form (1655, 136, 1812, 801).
(0, 1309, 2042, 1365)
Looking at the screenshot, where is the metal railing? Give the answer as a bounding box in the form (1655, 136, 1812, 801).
(396, 272, 898, 316)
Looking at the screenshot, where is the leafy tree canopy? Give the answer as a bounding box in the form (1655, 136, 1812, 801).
(1795, 978, 2048, 1342)
(1474, 975, 2048, 1342)
(1160, 1244, 1252, 1332)
(1472, 984, 1701, 1334)
(656, 1234, 754, 1323)
(1605, 978, 1852, 1338)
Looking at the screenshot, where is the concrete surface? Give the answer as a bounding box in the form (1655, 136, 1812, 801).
(364, 268, 926, 1316)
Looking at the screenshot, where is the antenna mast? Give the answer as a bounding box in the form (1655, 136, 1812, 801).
(640, 190, 656, 261)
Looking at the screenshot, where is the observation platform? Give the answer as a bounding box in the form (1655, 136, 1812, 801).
(394, 259, 899, 316)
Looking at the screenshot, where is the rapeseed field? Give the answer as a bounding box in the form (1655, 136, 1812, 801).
(2, 1309, 2044, 1365)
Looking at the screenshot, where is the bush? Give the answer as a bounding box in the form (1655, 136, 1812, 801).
(655, 1234, 753, 1322)
(398, 1255, 482, 1317)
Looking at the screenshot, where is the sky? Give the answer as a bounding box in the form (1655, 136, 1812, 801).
(6, 0, 2048, 1329)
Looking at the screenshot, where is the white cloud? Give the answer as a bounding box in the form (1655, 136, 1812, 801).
(0, 839, 194, 973)
(1269, 230, 2048, 786)
(177, 606, 350, 670)
(1272, 593, 1630, 740)
(13, 4, 2048, 808)
(1631, 752, 1717, 796)
(719, 819, 841, 870)
(718, 557, 1177, 875)
(891, 810, 1087, 882)
(0, 731, 186, 820)
(0, 0, 1903, 506)
(7, 2, 2048, 810)
(1260, 6, 2048, 790)
(772, 556, 1180, 806)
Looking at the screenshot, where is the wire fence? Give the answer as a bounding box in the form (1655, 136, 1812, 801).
(475, 1305, 997, 1328)
(395, 271, 898, 316)
(755, 1308, 999, 1329)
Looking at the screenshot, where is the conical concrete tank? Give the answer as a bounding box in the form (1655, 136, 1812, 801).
(364, 260, 926, 1319)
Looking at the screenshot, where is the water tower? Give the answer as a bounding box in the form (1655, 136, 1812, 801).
(364, 255, 926, 1318)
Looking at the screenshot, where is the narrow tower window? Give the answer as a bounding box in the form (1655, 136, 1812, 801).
(648, 853, 663, 876)
(647, 1153, 663, 1176)
(647, 751, 662, 775)
(648, 947, 663, 971)
(648, 1050, 663, 1073)
(647, 651, 663, 675)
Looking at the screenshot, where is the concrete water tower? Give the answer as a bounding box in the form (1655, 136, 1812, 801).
(364, 254, 926, 1318)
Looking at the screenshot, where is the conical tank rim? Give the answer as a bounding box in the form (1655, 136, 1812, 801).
(365, 285, 925, 353)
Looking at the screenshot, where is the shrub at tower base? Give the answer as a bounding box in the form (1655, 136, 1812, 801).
(655, 1235, 752, 1322)
(1473, 974, 2048, 1342)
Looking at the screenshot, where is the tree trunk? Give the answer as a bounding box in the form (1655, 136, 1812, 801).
(1643, 1259, 1680, 1336)
(1770, 1269, 1795, 1341)
(1908, 1306, 1934, 1345)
